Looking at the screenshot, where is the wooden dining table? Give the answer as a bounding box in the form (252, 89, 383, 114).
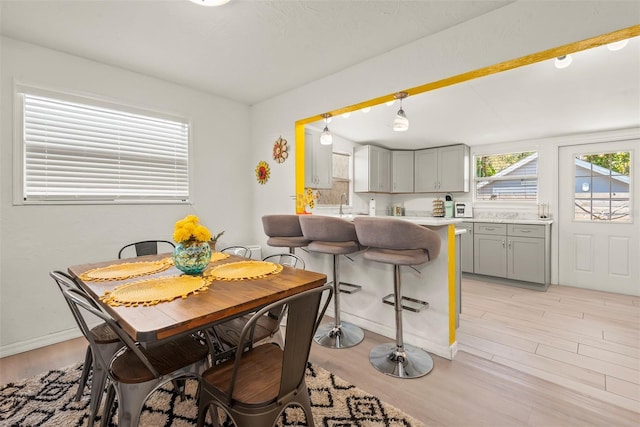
(68, 253, 327, 344)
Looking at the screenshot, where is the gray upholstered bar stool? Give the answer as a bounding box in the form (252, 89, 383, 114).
(262, 214, 310, 254)
(299, 215, 365, 349)
(354, 217, 441, 378)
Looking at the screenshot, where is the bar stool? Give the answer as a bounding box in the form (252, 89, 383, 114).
(262, 214, 310, 254)
(354, 217, 441, 378)
(299, 215, 364, 349)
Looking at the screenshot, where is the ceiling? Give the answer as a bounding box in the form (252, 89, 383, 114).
(0, 0, 511, 104)
(312, 35, 640, 149)
(1, 1, 638, 150)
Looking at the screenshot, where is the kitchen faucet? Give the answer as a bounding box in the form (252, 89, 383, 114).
(339, 193, 347, 215)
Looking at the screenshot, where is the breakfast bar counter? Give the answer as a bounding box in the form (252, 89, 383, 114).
(298, 214, 462, 360)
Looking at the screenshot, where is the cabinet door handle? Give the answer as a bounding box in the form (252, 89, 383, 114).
(502, 241, 505, 248)
(485, 227, 495, 231)
(520, 229, 531, 233)
(508, 240, 512, 249)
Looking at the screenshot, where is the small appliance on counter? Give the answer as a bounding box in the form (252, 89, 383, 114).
(444, 193, 454, 218)
(455, 202, 473, 218)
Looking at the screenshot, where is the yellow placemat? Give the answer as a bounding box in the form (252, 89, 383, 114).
(209, 252, 230, 262)
(79, 258, 173, 281)
(204, 260, 283, 281)
(100, 275, 210, 307)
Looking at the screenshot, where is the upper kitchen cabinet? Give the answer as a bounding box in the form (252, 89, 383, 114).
(414, 144, 470, 193)
(354, 144, 391, 193)
(304, 130, 333, 189)
(391, 151, 414, 193)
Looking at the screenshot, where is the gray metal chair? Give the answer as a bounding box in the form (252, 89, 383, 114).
(211, 253, 306, 360)
(117, 240, 175, 259)
(220, 245, 252, 258)
(62, 287, 210, 427)
(299, 215, 365, 349)
(262, 214, 310, 254)
(354, 217, 441, 379)
(197, 284, 333, 427)
(50, 271, 122, 426)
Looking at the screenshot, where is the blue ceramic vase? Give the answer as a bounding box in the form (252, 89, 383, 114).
(173, 241, 212, 275)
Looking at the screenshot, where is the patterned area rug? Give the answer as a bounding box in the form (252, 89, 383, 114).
(1, 362, 424, 426)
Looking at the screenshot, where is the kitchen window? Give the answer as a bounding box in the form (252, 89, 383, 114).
(475, 151, 538, 201)
(17, 85, 189, 204)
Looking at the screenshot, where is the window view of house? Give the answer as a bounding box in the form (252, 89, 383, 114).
(475, 151, 537, 201)
(574, 151, 631, 222)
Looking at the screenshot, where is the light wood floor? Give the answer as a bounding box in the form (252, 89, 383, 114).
(2, 278, 639, 426)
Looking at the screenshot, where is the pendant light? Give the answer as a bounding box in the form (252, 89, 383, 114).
(320, 113, 333, 145)
(393, 92, 409, 132)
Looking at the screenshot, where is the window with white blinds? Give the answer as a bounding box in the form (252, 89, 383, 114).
(20, 90, 189, 203)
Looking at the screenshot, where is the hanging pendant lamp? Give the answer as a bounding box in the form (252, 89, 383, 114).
(393, 92, 409, 132)
(320, 113, 333, 145)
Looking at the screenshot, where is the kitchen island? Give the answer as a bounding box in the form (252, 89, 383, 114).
(299, 214, 463, 360)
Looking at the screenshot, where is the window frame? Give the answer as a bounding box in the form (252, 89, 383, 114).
(13, 83, 192, 205)
(473, 150, 539, 204)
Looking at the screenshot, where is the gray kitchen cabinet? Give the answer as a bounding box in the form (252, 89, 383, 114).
(304, 130, 332, 189)
(458, 222, 474, 273)
(391, 150, 414, 193)
(473, 222, 549, 288)
(414, 144, 469, 193)
(354, 144, 391, 192)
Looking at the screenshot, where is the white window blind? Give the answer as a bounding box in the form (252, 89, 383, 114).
(22, 92, 189, 202)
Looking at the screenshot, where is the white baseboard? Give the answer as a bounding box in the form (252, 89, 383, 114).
(0, 328, 82, 358)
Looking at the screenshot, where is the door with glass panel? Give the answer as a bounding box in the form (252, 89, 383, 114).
(558, 140, 638, 296)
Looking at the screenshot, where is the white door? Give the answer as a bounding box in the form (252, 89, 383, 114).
(558, 140, 639, 296)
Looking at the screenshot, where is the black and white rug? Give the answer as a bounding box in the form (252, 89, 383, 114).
(1, 362, 424, 426)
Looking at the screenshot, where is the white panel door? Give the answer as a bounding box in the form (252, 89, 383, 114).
(558, 140, 639, 296)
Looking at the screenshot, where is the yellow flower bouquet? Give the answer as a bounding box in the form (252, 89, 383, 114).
(172, 215, 214, 275)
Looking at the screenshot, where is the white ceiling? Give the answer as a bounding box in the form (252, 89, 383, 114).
(0, 0, 511, 104)
(1, 0, 638, 149)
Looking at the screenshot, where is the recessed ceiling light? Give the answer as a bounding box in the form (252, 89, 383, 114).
(362, 107, 371, 113)
(189, 0, 231, 6)
(341, 112, 351, 118)
(554, 55, 572, 69)
(607, 39, 628, 51)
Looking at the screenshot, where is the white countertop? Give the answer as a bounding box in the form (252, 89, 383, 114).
(453, 217, 553, 225)
(321, 214, 462, 227)
(320, 214, 552, 226)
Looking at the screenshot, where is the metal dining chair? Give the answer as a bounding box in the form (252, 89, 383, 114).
(197, 284, 332, 427)
(117, 240, 175, 259)
(62, 287, 210, 427)
(50, 271, 122, 425)
(210, 253, 306, 362)
(219, 245, 252, 258)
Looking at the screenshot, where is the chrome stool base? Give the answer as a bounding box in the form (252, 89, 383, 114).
(369, 342, 434, 378)
(314, 321, 364, 349)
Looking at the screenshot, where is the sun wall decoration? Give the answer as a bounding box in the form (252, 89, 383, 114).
(272, 136, 288, 163)
(255, 160, 270, 184)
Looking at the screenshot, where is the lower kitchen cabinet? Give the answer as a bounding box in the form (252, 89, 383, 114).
(472, 222, 550, 289)
(458, 222, 474, 273)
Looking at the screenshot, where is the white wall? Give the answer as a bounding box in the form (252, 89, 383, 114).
(0, 37, 253, 356)
(248, 2, 639, 266)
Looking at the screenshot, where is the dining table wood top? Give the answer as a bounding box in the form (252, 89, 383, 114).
(68, 253, 327, 343)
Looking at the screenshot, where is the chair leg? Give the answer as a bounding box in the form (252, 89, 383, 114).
(100, 384, 116, 427)
(76, 346, 92, 401)
(314, 254, 364, 349)
(369, 265, 434, 379)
